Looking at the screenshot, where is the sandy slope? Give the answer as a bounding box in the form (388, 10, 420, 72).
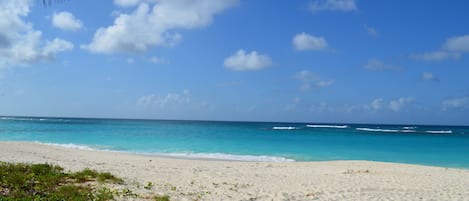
(1, 142, 468, 201)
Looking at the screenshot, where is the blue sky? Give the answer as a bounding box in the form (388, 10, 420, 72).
(1, 0, 469, 125)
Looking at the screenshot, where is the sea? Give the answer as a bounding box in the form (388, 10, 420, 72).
(0, 116, 468, 168)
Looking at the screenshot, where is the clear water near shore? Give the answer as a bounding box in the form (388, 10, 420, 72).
(0, 116, 468, 168)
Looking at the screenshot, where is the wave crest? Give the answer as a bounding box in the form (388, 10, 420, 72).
(356, 128, 400, 133)
(272, 126, 297, 130)
(357, 128, 453, 134)
(39, 142, 95, 150)
(37, 142, 295, 162)
(307, 125, 348, 129)
(425, 130, 452, 134)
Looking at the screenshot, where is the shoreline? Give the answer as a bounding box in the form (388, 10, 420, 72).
(17, 140, 469, 169)
(33, 141, 296, 163)
(1, 141, 468, 200)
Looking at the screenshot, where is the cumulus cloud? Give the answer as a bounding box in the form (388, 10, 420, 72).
(52, 11, 83, 31)
(83, 0, 239, 54)
(0, 0, 73, 70)
(442, 96, 469, 111)
(443, 35, 469, 52)
(136, 90, 191, 109)
(371, 98, 384, 110)
(295, 70, 334, 90)
(363, 59, 400, 71)
(422, 72, 439, 82)
(224, 49, 272, 71)
(293, 32, 328, 51)
(411, 34, 469, 62)
(367, 97, 415, 112)
(114, 0, 141, 7)
(309, 0, 358, 13)
(389, 97, 415, 112)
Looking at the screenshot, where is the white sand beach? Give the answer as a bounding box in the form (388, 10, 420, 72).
(1, 142, 468, 201)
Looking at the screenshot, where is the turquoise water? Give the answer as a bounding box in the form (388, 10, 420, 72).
(0, 116, 468, 168)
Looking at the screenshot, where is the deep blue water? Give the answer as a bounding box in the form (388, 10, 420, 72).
(0, 116, 468, 168)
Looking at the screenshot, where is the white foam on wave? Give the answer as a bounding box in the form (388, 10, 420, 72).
(400, 129, 417, 133)
(272, 126, 297, 130)
(150, 152, 295, 162)
(357, 127, 453, 134)
(307, 124, 348, 129)
(356, 128, 400, 133)
(39, 142, 96, 151)
(36, 142, 295, 162)
(0, 117, 67, 122)
(402, 126, 417, 129)
(425, 130, 453, 134)
(1, 117, 36, 121)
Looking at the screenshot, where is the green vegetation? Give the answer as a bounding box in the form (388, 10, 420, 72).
(0, 162, 172, 200)
(153, 195, 170, 201)
(96, 172, 124, 184)
(0, 162, 121, 200)
(68, 168, 123, 184)
(144, 181, 153, 190)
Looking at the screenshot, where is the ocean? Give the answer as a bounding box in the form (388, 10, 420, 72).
(1, 116, 468, 168)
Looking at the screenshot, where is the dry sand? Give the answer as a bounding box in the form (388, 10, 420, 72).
(1, 142, 468, 201)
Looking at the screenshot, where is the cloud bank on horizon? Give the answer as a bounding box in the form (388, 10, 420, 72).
(0, 0, 468, 125)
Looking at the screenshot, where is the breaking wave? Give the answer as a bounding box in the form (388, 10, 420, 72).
(356, 128, 400, 133)
(37, 142, 295, 162)
(39, 142, 96, 151)
(306, 124, 348, 129)
(1, 117, 70, 122)
(272, 126, 297, 130)
(402, 126, 417, 129)
(357, 128, 453, 134)
(425, 130, 453, 134)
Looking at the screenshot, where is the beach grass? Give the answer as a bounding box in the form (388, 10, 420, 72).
(0, 161, 163, 200)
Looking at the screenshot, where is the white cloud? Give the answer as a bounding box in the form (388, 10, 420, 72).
(363, 59, 399, 71)
(410, 51, 460, 61)
(52, 11, 83, 31)
(442, 96, 469, 111)
(422, 72, 439, 82)
(136, 90, 191, 109)
(224, 49, 272, 71)
(0, 0, 73, 70)
(364, 25, 379, 37)
(114, 0, 142, 7)
(412, 34, 469, 62)
(389, 97, 415, 112)
(309, 0, 358, 13)
(83, 0, 239, 54)
(443, 35, 469, 52)
(43, 38, 73, 55)
(367, 97, 415, 112)
(293, 32, 328, 51)
(371, 98, 384, 110)
(295, 70, 334, 90)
